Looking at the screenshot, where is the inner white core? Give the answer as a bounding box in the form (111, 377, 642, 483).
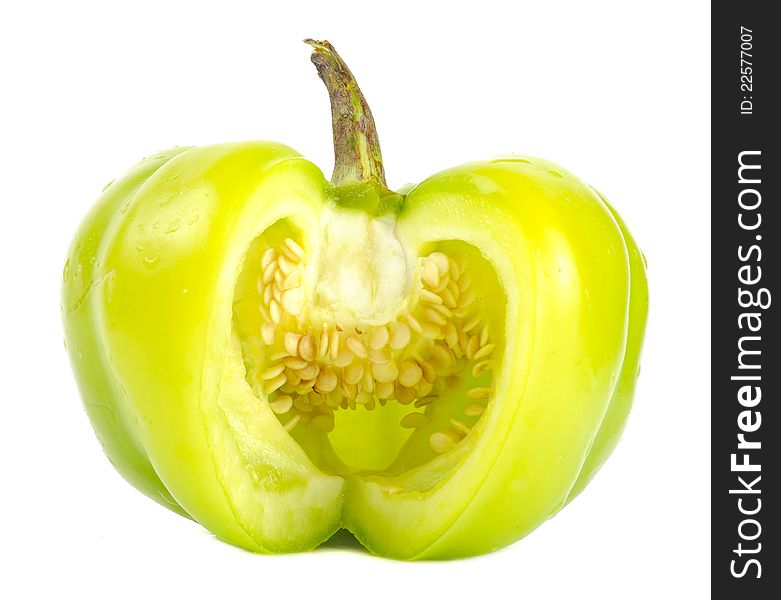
(310, 209, 410, 325)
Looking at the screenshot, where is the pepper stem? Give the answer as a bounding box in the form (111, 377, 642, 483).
(305, 39, 387, 189)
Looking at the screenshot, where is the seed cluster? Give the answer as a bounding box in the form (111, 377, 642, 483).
(256, 239, 497, 455)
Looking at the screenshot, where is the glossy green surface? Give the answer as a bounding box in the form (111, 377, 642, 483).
(63, 144, 647, 558)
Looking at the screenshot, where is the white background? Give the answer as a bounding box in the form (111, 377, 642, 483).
(0, 1, 710, 598)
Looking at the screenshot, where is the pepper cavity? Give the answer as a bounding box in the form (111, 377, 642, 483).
(254, 235, 497, 456)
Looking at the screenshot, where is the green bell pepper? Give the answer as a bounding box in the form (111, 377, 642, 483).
(62, 40, 648, 559)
